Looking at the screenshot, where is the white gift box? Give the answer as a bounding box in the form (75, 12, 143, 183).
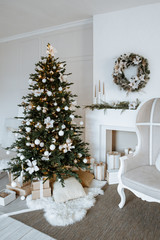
(107, 151, 120, 170)
(93, 162, 106, 181)
(0, 189, 16, 206)
(106, 169, 119, 185)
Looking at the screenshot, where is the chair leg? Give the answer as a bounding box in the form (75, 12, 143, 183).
(117, 184, 126, 208)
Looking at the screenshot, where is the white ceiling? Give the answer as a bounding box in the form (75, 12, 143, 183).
(1, 0, 160, 40)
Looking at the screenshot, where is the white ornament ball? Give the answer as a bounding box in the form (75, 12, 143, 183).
(74, 159, 78, 164)
(26, 127, 31, 132)
(50, 144, 55, 151)
(42, 78, 46, 83)
(40, 142, 44, 147)
(61, 124, 66, 129)
(83, 158, 88, 164)
(56, 107, 61, 112)
(78, 153, 82, 158)
(54, 102, 57, 106)
(47, 91, 52, 96)
(6, 150, 10, 155)
(26, 142, 31, 146)
(27, 136, 30, 140)
(80, 121, 84, 126)
(44, 151, 49, 156)
(36, 105, 41, 111)
(70, 114, 74, 120)
(35, 139, 40, 145)
(59, 145, 63, 150)
(11, 181, 17, 188)
(58, 87, 63, 91)
(42, 108, 47, 113)
(64, 106, 68, 111)
(58, 130, 64, 136)
(66, 138, 71, 144)
(21, 196, 25, 201)
(26, 121, 30, 126)
(63, 149, 68, 153)
(31, 143, 35, 147)
(20, 155, 25, 160)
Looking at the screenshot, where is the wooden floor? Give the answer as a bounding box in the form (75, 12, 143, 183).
(0, 215, 56, 240)
(0, 173, 56, 240)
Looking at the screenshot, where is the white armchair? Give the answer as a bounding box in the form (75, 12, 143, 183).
(118, 98, 160, 208)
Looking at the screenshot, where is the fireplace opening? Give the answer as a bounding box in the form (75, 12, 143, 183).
(106, 130, 138, 156)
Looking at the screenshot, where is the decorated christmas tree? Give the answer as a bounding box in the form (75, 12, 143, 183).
(6, 44, 90, 185)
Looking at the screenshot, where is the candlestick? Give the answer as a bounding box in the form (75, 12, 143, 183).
(97, 92, 101, 104)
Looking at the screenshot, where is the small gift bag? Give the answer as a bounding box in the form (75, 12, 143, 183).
(107, 151, 120, 170)
(93, 162, 106, 181)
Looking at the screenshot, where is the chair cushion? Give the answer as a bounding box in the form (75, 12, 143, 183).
(122, 165, 160, 200)
(53, 177, 86, 203)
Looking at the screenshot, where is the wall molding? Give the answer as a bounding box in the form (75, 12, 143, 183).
(0, 18, 93, 44)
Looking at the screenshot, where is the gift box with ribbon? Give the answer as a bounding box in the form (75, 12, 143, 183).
(107, 151, 120, 170)
(93, 162, 106, 181)
(31, 178, 51, 200)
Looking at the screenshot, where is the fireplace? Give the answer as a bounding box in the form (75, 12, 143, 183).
(85, 109, 138, 163)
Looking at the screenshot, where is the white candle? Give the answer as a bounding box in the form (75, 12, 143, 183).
(99, 80, 101, 92)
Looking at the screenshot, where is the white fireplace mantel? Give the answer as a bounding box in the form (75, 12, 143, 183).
(85, 109, 138, 163)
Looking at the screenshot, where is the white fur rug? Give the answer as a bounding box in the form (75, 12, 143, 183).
(26, 179, 106, 226)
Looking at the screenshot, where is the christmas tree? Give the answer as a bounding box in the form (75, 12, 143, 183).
(6, 44, 90, 185)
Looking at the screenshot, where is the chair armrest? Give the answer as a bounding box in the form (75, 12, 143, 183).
(119, 153, 146, 175)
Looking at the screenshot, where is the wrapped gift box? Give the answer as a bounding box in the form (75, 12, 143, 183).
(0, 189, 16, 206)
(6, 183, 32, 196)
(32, 188, 51, 200)
(107, 152, 120, 170)
(32, 179, 50, 190)
(106, 169, 119, 185)
(8, 173, 30, 188)
(86, 157, 95, 172)
(31, 178, 51, 200)
(93, 162, 106, 181)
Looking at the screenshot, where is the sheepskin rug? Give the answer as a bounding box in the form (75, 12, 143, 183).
(26, 179, 106, 226)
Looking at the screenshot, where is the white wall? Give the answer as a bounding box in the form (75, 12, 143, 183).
(93, 3, 160, 103)
(0, 23, 93, 146)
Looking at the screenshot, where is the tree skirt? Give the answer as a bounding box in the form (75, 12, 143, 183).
(26, 179, 106, 226)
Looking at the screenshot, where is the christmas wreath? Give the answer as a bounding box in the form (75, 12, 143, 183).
(113, 53, 150, 92)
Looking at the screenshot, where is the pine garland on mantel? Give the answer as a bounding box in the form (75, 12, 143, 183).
(85, 99, 141, 112)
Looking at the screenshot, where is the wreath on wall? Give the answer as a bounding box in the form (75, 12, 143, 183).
(113, 53, 150, 92)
